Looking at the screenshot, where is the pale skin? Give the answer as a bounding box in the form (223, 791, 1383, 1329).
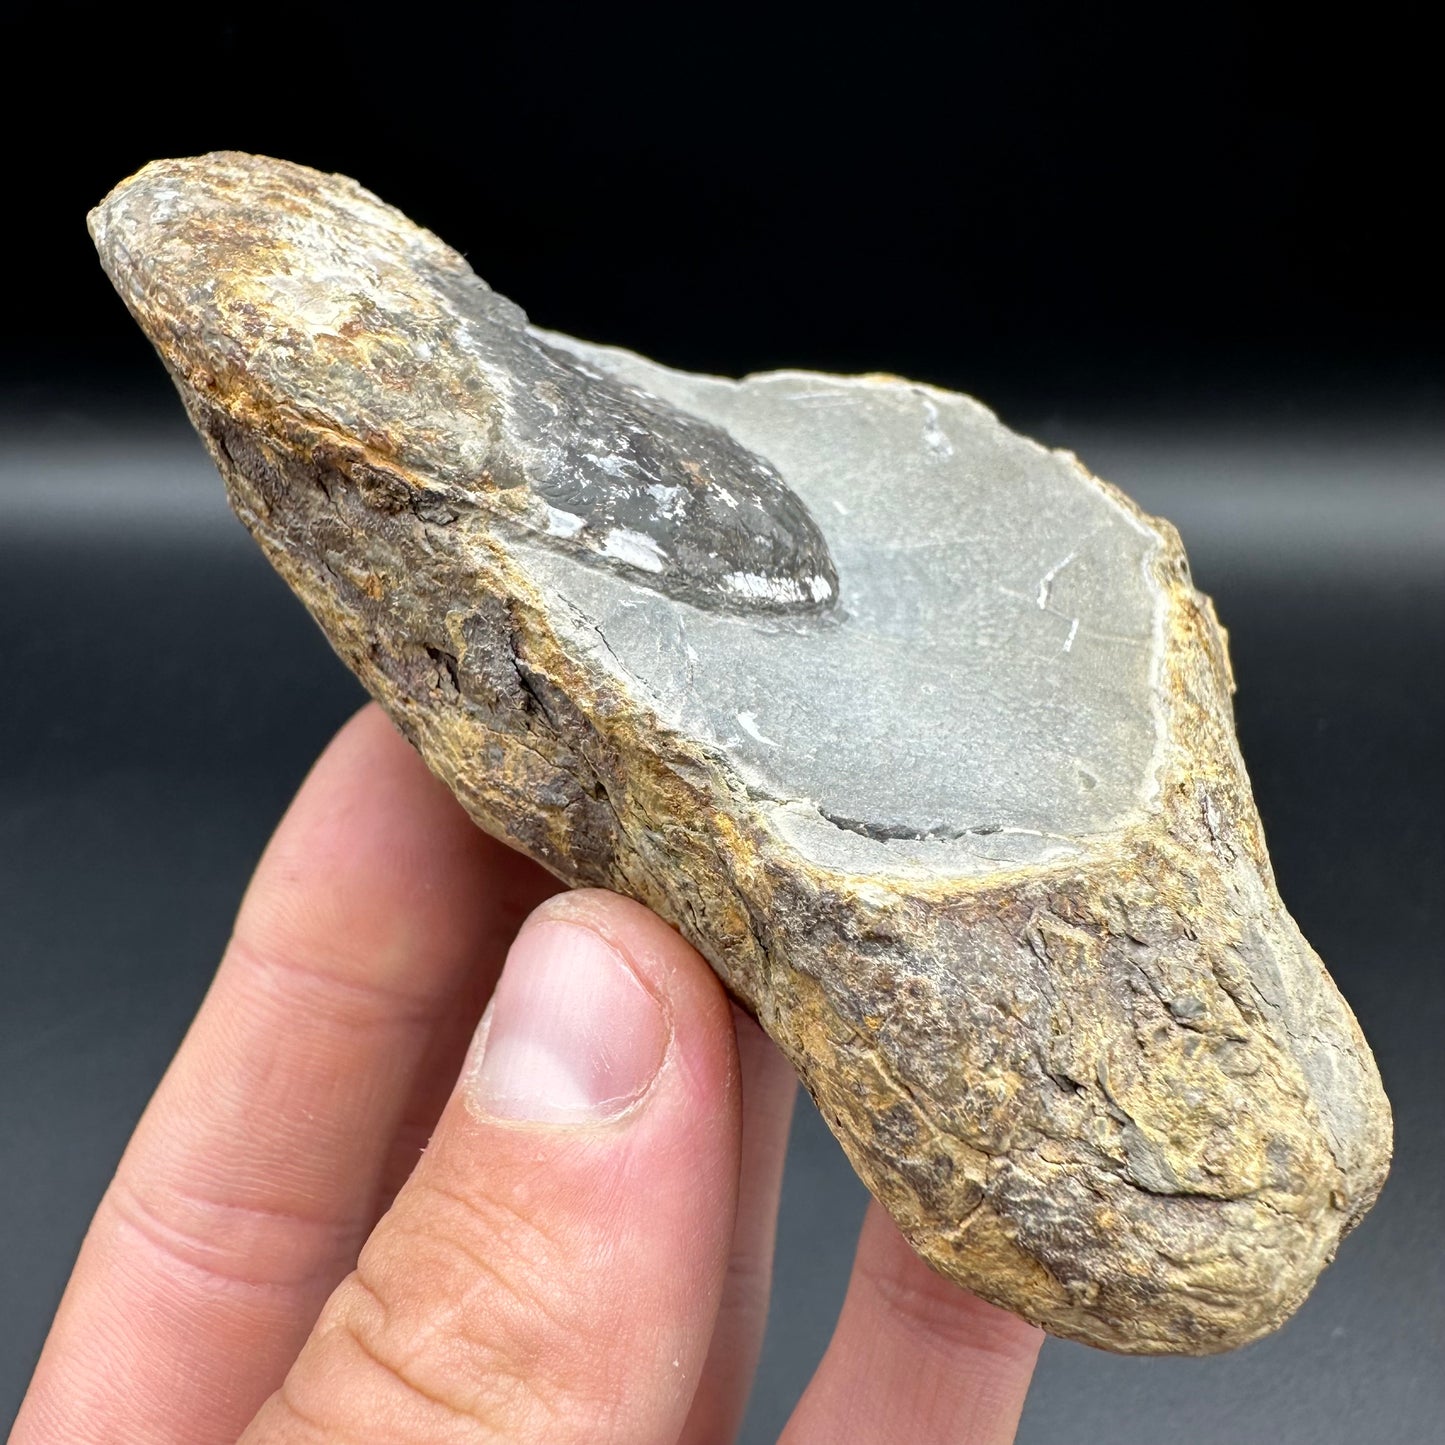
(12, 705, 1042, 1444)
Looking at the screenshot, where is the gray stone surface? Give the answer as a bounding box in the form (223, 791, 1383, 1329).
(529, 335, 1165, 868)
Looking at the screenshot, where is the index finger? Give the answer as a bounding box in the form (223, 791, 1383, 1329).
(13, 704, 555, 1445)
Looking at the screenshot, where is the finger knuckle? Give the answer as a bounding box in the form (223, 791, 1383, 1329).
(312, 1174, 625, 1436)
(856, 1248, 1042, 1369)
(105, 1171, 352, 1297)
(224, 930, 438, 1033)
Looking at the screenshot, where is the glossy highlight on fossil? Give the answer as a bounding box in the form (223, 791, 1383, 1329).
(491, 325, 839, 615)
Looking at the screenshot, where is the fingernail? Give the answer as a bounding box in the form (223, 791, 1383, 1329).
(466, 919, 668, 1124)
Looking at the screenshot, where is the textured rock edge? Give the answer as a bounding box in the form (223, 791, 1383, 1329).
(89, 155, 1393, 1355)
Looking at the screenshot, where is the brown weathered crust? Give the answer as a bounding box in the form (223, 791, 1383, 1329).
(89, 152, 1392, 1354)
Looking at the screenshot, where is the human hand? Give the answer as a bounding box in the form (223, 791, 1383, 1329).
(12, 705, 1042, 1444)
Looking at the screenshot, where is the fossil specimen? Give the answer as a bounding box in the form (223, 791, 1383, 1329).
(89, 153, 1391, 1355)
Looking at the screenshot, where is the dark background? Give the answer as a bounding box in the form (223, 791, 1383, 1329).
(1, 3, 1440, 1441)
